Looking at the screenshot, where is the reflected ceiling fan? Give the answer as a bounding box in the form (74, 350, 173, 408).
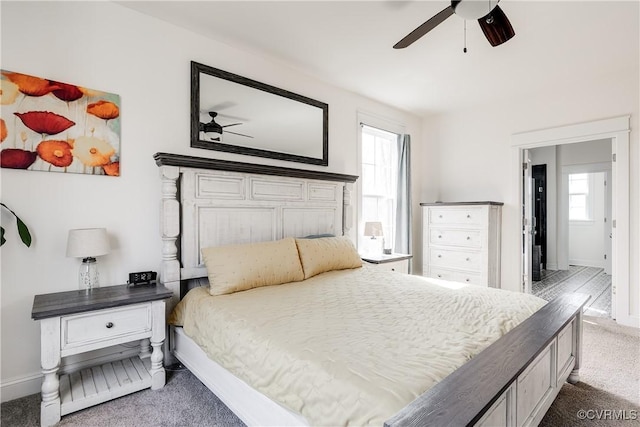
(199, 112, 253, 142)
(393, 0, 515, 49)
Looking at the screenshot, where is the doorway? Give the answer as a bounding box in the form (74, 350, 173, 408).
(511, 116, 631, 326)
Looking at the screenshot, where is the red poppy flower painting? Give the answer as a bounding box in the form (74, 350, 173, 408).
(0, 148, 37, 169)
(36, 140, 74, 167)
(14, 111, 75, 135)
(51, 82, 84, 102)
(2, 72, 59, 97)
(87, 100, 120, 120)
(0, 69, 120, 175)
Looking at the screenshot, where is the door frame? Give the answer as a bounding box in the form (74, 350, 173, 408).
(511, 116, 633, 327)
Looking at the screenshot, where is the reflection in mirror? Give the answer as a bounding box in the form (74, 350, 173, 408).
(191, 61, 328, 166)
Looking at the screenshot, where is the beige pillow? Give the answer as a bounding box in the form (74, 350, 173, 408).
(202, 237, 304, 296)
(295, 236, 362, 279)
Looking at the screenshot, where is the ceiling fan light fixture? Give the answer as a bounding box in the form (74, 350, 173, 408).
(452, 0, 499, 20)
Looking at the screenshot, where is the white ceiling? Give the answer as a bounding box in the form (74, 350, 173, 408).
(119, 1, 639, 117)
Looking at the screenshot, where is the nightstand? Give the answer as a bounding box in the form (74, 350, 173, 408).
(31, 284, 173, 427)
(361, 253, 412, 274)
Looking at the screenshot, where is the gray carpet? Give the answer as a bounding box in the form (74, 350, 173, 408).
(2, 316, 638, 426)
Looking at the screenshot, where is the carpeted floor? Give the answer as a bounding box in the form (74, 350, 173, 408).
(2, 316, 638, 426)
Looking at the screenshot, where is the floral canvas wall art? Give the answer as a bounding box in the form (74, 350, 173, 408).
(0, 70, 121, 176)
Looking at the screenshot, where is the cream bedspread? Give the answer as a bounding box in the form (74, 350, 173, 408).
(171, 266, 546, 426)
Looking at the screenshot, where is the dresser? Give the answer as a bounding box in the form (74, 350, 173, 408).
(421, 202, 503, 287)
(32, 284, 172, 426)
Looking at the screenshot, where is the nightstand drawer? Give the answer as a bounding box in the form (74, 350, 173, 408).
(373, 259, 409, 273)
(62, 304, 151, 350)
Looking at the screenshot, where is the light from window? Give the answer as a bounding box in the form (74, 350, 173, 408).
(361, 125, 398, 249)
(569, 173, 591, 220)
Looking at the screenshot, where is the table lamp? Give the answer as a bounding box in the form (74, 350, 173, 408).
(364, 221, 384, 253)
(66, 228, 110, 291)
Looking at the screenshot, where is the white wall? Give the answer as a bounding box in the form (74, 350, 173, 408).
(420, 56, 639, 324)
(568, 172, 607, 267)
(0, 1, 423, 400)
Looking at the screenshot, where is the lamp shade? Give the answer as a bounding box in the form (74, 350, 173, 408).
(66, 228, 110, 258)
(364, 221, 383, 237)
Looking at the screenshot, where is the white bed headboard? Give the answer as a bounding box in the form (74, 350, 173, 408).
(154, 153, 358, 309)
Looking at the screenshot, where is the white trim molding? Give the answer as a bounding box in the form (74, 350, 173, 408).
(512, 116, 637, 328)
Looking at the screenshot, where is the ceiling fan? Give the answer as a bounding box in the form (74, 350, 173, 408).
(199, 112, 253, 141)
(393, 0, 515, 49)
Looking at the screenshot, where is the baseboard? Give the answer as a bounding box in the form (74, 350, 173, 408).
(616, 314, 640, 329)
(0, 372, 42, 402)
(568, 259, 604, 269)
(546, 263, 558, 271)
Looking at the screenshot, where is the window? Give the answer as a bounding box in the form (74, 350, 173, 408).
(361, 125, 399, 250)
(569, 173, 592, 220)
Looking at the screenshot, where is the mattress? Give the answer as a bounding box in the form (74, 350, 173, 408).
(170, 266, 546, 426)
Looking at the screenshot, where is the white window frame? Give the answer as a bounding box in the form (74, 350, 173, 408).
(568, 173, 594, 222)
(356, 112, 405, 253)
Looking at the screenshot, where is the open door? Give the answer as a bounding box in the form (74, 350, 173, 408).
(522, 149, 534, 293)
(604, 172, 612, 275)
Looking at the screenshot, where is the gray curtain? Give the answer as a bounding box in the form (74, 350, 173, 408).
(395, 134, 412, 270)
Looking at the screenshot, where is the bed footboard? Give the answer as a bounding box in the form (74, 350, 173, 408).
(385, 293, 590, 427)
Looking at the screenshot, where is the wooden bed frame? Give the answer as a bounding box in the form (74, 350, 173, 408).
(154, 152, 589, 427)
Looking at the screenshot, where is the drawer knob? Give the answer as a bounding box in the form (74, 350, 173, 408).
(467, 214, 471, 219)
(465, 278, 470, 282)
(466, 257, 470, 261)
(106, 322, 114, 329)
(437, 254, 442, 258)
(439, 215, 443, 218)
(466, 236, 471, 240)
(437, 274, 442, 278)
(438, 235, 442, 239)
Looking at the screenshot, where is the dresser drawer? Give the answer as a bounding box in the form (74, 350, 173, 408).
(428, 207, 486, 226)
(62, 304, 152, 350)
(428, 267, 485, 286)
(429, 248, 482, 270)
(429, 229, 483, 248)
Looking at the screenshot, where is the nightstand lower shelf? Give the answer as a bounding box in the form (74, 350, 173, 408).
(60, 356, 152, 416)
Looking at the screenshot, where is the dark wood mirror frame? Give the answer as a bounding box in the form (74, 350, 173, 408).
(190, 61, 329, 166)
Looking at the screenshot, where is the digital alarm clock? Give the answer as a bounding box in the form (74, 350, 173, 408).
(128, 271, 157, 286)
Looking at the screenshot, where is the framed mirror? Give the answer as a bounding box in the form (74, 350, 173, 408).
(191, 61, 328, 166)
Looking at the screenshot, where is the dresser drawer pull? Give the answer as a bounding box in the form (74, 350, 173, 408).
(465, 278, 470, 282)
(438, 235, 442, 239)
(466, 257, 470, 261)
(437, 254, 442, 258)
(467, 214, 471, 219)
(105, 322, 114, 329)
(437, 274, 442, 278)
(466, 236, 471, 240)
(439, 215, 443, 218)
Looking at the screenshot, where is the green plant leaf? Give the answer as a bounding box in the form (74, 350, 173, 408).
(16, 218, 32, 247)
(0, 226, 6, 246)
(0, 202, 32, 248)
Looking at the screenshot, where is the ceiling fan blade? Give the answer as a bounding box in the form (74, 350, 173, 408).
(478, 5, 515, 47)
(222, 123, 243, 128)
(225, 130, 253, 139)
(393, 6, 454, 49)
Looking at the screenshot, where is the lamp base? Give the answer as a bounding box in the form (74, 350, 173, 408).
(79, 257, 100, 291)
